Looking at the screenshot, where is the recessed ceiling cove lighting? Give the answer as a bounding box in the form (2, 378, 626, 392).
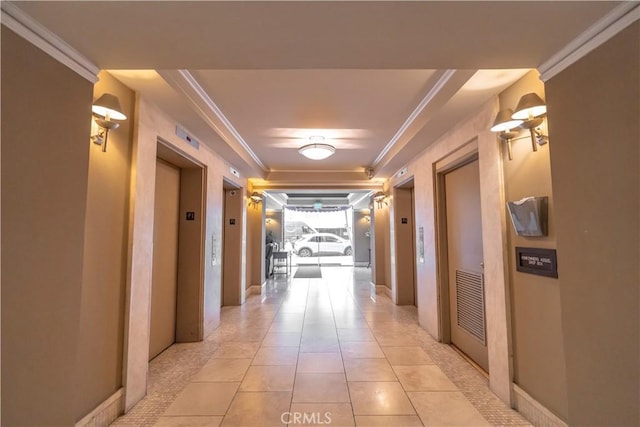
(298, 136, 336, 160)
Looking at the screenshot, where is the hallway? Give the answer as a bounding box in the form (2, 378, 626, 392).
(112, 268, 529, 426)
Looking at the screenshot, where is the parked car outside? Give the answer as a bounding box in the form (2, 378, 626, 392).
(293, 233, 352, 257)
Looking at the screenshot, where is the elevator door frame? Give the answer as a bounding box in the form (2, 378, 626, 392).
(154, 141, 207, 345)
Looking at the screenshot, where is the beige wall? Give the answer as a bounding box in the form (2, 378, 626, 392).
(246, 190, 264, 288)
(372, 202, 389, 288)
(391, 99, 512, 403)
(500, 71, 568, 420)
(1, 26, 93, 425)
(545, 22, 639, 426)
(353, 210, 371, 265)
(123, 96, 246, 409)
(76, 71, 135, 419)
(266, 210, 284, 246)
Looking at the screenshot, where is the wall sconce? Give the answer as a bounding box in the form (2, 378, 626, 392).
(512, 92, 549, 151)
(249, 191, 263, 209)
(373, 191, 388, 209)
(490, 109, 522, 160)
(265, 218, 272, 225)
(364, 215, 371, 222)
(491, 93, 549, 160)
(90, 93, 127, 152)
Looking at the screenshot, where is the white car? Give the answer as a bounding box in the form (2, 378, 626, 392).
(293, 233, 352, 257)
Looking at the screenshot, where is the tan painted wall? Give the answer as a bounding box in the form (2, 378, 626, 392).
(266, 210, 284, 246)
(391, 99, 513, 403)
(545, 22, 639, 426)
(246, 192, 264, 288)
(75, 70, 135, 420)
(372, 202, 389, 288)
(353, 210, 371, 265)
(1, 26, 92, 425)
(123, 96, 246, 409)
(500, 71, 568, 420)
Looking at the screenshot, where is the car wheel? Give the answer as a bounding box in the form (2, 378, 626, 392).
(344, 247, 352, 256)
(298, 248, 313, 257)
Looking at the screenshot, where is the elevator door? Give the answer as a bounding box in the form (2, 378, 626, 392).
(149, 159, 180, 360)
(444, 159, 489, 372)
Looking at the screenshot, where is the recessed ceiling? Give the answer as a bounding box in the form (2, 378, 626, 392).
(9, 1, 623, 181)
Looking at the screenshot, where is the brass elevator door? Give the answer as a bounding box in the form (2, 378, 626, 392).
(444, 159, 489, 372)
(149, 159, 180, 360)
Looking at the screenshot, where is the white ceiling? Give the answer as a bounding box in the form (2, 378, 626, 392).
(11, 1, 623, 181)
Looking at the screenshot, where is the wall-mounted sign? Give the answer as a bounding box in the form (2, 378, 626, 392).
(229, 219, 236, 225)
(176, 125, 200, 149)
(401, 217, 408, 224)
(516, 247, 558, 278)
(186, 211, 195, 221)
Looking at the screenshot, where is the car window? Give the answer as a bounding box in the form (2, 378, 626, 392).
(308, 236, 320, 243)
(323, 236, 339, 242)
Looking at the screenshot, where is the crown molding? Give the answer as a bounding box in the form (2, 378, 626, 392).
(539, 2, 640, 82)
(158, 70, 268, 173)
(1, 1, 100, 83)
(372, 69, 456, 167)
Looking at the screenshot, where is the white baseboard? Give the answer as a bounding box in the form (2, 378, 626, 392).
(247, 284, 263, 296)
(76, 388, 124, 427)
(513, 384, 568, 427)
(376, 285, 392, 298)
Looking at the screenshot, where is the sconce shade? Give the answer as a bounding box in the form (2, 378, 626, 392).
(511, 93, 547, 120)
(250, 192, 263, 203)
(92, 93, 127, 120)
(298, 143, 336, 160)
(490, 109, 523, 132)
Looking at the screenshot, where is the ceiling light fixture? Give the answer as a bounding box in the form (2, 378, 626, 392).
(298, 136, 335, 160)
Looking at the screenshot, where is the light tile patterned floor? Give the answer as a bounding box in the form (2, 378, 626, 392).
(112, 267, 530, 426)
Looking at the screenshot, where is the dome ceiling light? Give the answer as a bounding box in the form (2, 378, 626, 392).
(298, 136, 336, 160)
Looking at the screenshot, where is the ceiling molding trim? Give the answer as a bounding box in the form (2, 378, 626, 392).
(372, 69, 456, 167)
(178, 70, 267, 170)
(539, 2, 639, 82)
(158, 70, 268, 172)
(252, 181, 383, 191)
(268, 169, 367, 173)
(1, 1, 100, 83)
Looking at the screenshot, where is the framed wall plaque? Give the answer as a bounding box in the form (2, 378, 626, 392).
(515, 247, 558, 278)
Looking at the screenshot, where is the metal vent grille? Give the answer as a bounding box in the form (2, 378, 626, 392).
(456, 269, 486, 344)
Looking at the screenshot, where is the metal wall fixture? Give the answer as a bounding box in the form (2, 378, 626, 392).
(249, 191, 263, 209)
(490, 92, 549, 160)
(373, 191, 388, 209)
(90, 93, 127, 152)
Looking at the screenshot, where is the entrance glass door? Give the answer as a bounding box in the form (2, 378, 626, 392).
(285, 207, 354, 267)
